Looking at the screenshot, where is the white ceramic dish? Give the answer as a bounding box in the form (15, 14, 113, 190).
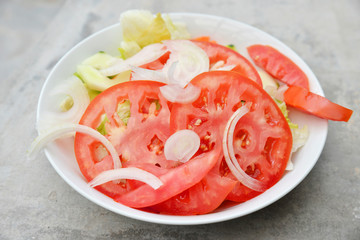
(37, 13, 328, 225)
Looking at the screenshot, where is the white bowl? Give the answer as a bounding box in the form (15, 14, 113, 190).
(37, 13, 328, 225)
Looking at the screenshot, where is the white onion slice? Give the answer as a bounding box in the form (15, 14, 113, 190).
(210, 60, 236, 71)
(100, 43, 167, 76)
(215, 64, 236, 71)
(131, 66, 167, 83)
(164, 129, 200, 163)
(160, 83, 201, 104)
(165, 61, 178, 83)
(263, 85, 278, 97)
(88, 167, 163, 189)
(162, 40, 209, 88)
(28, 124, 121, 169)
(285, 158, 294, 171)
(275, 85, 289, 101)
(37, 76, 90, 134)
(222, 105, 266, 192)
(126, 43, 167, 65)
(99, 58, 130, 76)
(210, 60, 225, 71)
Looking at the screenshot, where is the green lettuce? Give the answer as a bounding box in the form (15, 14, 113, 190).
(97, 114, 109, 135)
(119, 10, 190, 58)
(117, 100, 131, 125)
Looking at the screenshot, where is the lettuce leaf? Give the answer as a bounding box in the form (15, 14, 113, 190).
(82, 52, 119, 69)
(120, 10, 170, 48)
(117, 100, 131, 125)
(119, 41, 141, 59)
(120, 10, 154, 43)
(119, 10, 190, 58)
(291, 125, 309, 153)
(163, 14, 191, 40)
(97, 114, 109, 135)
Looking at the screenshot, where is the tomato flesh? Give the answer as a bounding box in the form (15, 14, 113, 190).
(247, 44, 309, 90)
(170, 71, 292, 205)
(193, 40, 263, 86)
(115, 146, 221, 208)
(74, 81, 220, 207)
(140, 40, 263, 86)
(284, 86, 353, 122)
(149, 172, 236, 215)
(74, 46, 296, 213)
(140, 52, 170, 70)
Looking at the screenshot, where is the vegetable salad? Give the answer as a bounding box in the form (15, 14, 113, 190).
(29, 10, 353, 215)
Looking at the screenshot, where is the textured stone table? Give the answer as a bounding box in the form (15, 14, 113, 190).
(1, 0, 359, 239)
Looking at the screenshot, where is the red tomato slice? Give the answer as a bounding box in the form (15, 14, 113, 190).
(115, 147, 221, 208)
(170, 71, 292, 204)
(74, 81, 219, 208)
(140, 52, 170, 70)
(193, 40, 263, 86)
(284, 86, 353, 122)
(192, 36, 217, 43)
(139, 41, 263, 87)
(247, 44, 310, 90)
(148, 172, 236, 215)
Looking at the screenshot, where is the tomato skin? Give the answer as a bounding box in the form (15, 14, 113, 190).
(140, 52, 170, 70)
(247, 44, 310, 90)
(75, 80, 222, 207)
(149, 172, 236, 215)
(284, 86, 353, 122)
(192, 36, 217, 43)
(74, 81, 171, 198)
(140, 40, 263, 87)
(114, 146, 221, 208)
(226, 183, 261, 202)
(170, 71, 292, 204)
(192, 40, 263, 86)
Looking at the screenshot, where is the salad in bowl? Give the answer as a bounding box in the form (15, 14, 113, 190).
(28, 10, 352, 224)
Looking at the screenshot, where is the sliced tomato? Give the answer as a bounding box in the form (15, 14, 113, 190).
(74, 81, 219, 208)
(140, 51, 170, 70)
(284, 86, 353, 122)
(193, 40, 263, 86)
(247, 44, 310, 90)
(148, 172, 236, 215)
(115, 146, 221, 208)
(138, 40, 263, 87)
(216, 157, 262, 202)
(192, 36, 217, 43)
(170, 71, 292, 204)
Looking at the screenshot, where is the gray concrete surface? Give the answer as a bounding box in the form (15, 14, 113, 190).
(1, 0, 359, 239)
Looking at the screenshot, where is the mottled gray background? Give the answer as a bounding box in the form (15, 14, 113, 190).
(1, 0, 359, 239)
